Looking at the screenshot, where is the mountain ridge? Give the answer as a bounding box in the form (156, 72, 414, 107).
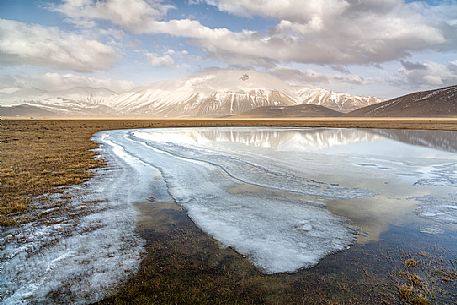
(238, 104, 342, 117)
(348, 85, 457, 117)
(0, 70, 382, 117)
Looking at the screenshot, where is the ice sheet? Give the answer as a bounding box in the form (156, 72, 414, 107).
(102, 130, 358, 273)
(415, 194, 457, 234)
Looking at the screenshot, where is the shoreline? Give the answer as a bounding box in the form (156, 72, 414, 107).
(2, 117, 457, 130)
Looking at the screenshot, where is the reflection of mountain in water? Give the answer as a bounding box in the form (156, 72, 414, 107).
(370, 129, 457, 153)
(186, 128, 381, 151)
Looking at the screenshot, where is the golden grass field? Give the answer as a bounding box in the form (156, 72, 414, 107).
(2, 118, 457, 304)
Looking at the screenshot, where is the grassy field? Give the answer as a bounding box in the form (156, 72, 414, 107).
(2, 118, 457, 304)
(2, 118, 457, 226)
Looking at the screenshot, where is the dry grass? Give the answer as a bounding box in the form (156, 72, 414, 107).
(395, 254, 457, 305)
(405, 258, 419, 268)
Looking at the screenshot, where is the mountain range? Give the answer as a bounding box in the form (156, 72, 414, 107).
(0, 70, 455, 118)
(0, 70, 381, 117)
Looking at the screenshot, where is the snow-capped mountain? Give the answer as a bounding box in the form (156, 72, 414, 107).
(297, 88, 382, 113)
(0, 87, 115, 104)
(0, 87, 118, 116)
(0, 70, 382, 117)
(108, 70, 298, 116)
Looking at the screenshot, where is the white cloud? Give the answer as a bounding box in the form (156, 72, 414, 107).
(396, 60, 457, 87)
(197, 0, 449, 65)
(0, 73, 135, 92)
(145, 49, 195, 67)
(0, 19, 117, 72)
(146, 52, 175, 66)
(51, 0, 455, 67)
(270, 66, 368, 86)
(50, 0, 173, 31)
(205, 0, 349, 22)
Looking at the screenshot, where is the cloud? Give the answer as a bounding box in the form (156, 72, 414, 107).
(0, 19, 117, 72)
(331, 65, 351, 74)
(400, 60, 427, 71)
(171, 0, 454, 67)
(146, 52, 175, 66)
(395, 60, 457, 87)
(205, 0, 349, 23)
(450, 60, 457, 71)
(0, 73, 135, 92)
(49, 0, 173, 31)
(145, 49, 197, 67)
(51, 0, 456, 67)
(270, 66, 368, 86)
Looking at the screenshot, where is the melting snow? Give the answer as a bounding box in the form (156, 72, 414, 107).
(102, 130, 359, 273)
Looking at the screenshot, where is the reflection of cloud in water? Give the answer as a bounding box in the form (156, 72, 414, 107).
(328, 197, 416, 243)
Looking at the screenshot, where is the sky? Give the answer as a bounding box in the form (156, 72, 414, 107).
(0, 0, 456, 98)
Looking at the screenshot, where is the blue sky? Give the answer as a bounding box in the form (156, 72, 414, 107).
(0, 0, 456, 98)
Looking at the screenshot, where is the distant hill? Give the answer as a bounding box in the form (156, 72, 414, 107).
(0, 104, 57, 117)
(239, 104, 342, 117)
(348, 85, 457, 117)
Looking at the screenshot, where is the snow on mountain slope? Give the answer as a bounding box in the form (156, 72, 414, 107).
(0, 88, 48, 106)
(0, 87, 115, 105)
(108, 70, 298, 116)
(0, 70, 382, 116)
(297, 88, 382, 113)
(0, 87, 118, 116)
(109, 70, 381, 116)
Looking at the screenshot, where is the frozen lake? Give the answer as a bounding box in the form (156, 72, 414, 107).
(97, 127, 457, 272)
(2, 127, 457, 304)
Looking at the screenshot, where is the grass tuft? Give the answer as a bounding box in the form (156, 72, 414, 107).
(404, 258, 418, 268)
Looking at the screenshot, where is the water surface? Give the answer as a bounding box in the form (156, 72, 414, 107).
(102, 127, 457, 273)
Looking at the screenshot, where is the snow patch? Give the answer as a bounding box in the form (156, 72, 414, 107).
(0, 132, 172, 304)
